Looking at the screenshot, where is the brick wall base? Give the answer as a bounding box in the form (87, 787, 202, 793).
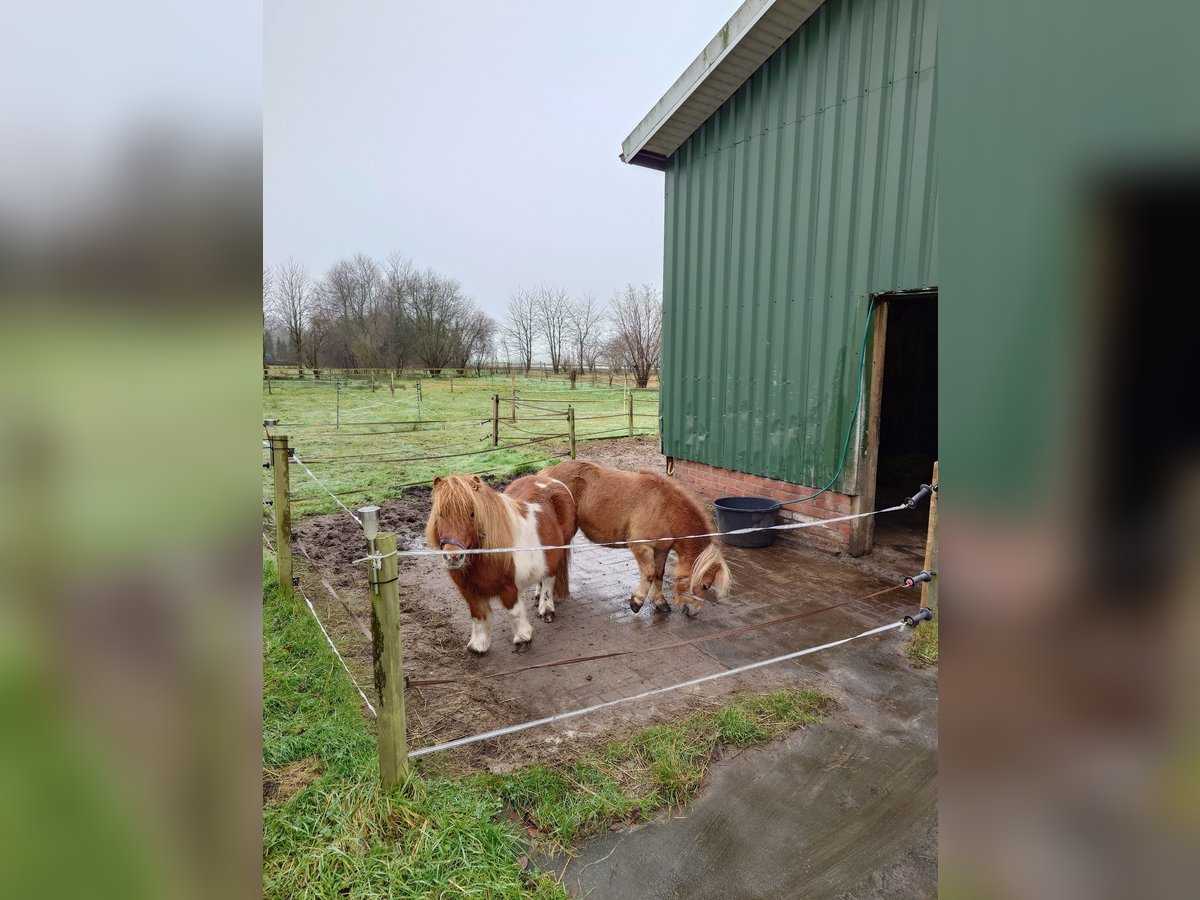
(672, 459, 854, 554)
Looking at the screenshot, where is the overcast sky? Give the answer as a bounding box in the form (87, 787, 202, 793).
(264, 0, 738, 319)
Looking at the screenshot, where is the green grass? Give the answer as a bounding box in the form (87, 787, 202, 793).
(907, 620, 939, 666)
(263, 373, 659, 516)
(263, 556, 566, 899)
(264, 556, 832, 896)
(475, 686, 828, 851)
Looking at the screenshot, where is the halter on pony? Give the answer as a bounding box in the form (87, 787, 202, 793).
(438, 536, 469, 569)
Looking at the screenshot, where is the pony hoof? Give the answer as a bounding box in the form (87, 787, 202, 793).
(683, 603, 699, 618)
(539, 611, 555, 623)
(653, 602, 672, 614)
(513, 639, 532, 654)
(467, 646, 487, 657)
(629, 598, 644, 613)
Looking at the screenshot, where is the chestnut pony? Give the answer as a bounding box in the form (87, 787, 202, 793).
(425, 473, 576, 654)
(540, 460, 731, 616)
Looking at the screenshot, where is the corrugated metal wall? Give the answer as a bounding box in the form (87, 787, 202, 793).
(661, 0, 937, 492)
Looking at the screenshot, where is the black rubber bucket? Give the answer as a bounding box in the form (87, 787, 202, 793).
(713, 496, 779, 548)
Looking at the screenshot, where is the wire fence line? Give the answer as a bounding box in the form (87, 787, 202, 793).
(292, 451, 363, 525)
(288, 453, 568, 507)
(578, 426, 658, 441)
(296, 583, 377, 718)
(406, 620, 905, 759)
(358, 503, 907, 563)
(284, 416, 496, 429)
(516, 395, 650, 405)
(500, 420, 567, 438)
(297, 541, 372, 640)
(300, 433, 568, 465)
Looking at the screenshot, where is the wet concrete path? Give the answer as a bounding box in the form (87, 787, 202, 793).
(545, 537, 938, 898)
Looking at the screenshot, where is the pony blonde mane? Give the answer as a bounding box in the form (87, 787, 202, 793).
(692, 542, 732, 599)
(425, 474, 515, 550)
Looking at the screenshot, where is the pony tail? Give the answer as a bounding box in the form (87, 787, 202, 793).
(694, 542, 732, 599)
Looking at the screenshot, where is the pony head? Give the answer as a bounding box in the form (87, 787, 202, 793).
(426, 474, 487, 569)
(675, 542, 732, 603)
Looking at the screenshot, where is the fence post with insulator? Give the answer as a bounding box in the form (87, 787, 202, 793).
(360, 506, 408, 789)
(266, 423, 293, 600)
(922, 461, 938, 615)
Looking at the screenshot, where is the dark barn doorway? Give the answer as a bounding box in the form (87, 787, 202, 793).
(852, 290, 938, 561)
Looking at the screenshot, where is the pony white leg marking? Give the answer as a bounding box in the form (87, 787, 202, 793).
(507, 501, 549, 589)
(467, 611, 492, 654)
(508, 596, 533, 644)
(536, 576, 556, 617)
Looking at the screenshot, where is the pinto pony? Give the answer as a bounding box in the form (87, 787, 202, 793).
(540, 460, 731, 616)
(425, 473, 577, 654)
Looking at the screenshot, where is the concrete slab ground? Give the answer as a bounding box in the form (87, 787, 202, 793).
(545, 537, 939, 899)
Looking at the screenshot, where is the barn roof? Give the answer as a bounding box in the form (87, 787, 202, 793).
(620, 0, 826, 169)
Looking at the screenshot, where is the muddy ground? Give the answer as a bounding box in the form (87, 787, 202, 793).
(288, 436, 930, 770)
(292, 435, 764, 771)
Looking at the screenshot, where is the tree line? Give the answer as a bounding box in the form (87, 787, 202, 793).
(264, 253, 663, 386)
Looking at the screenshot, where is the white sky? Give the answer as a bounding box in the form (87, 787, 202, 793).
(264, 0, 739, 318)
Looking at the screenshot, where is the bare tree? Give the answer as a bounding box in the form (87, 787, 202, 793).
(271, 257, 311, 365)
(380, 252, 416, 367)
(535, 284, 571, 373)
(409, 268, 473, 372)
(503, 288, 537, 373)
(303, 308, 331, 368)
(568, 292, 606, 373)
(265, 250, 498, 377)
(319, 253, 386, 368)
(609, 283, 662, 388)
(449, 308, 497, 374)
(262, 266, 275, 360)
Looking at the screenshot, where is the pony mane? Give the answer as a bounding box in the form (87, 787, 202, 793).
(692, 542, 733, 599)
(425, 474, 515, 549)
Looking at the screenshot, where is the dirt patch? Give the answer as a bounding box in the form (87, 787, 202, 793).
(286, 435, 923, 774)
(573, 434, 665, 472)
(290, 437, 677, 772)
(264, 758, 324, 804)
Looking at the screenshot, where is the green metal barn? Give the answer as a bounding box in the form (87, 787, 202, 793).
(621, 0, 937, 555)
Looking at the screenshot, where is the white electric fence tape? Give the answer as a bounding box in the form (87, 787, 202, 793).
(357, 504, 907, 563)
(408, 620, 903, 759)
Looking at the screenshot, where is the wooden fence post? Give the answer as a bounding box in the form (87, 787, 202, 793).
(627, 393, 634, 438)
(920, 461, 938, 614)
(367, 531, 408, 789)
(335, 380, 340, 429)
(492, 394, 500, 447)
(567, 405, 576, 459)
(270, 435, 292, 600)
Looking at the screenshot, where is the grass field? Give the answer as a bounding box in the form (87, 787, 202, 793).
(263, 372, 660, 516)
(263, 558, 832, 898)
